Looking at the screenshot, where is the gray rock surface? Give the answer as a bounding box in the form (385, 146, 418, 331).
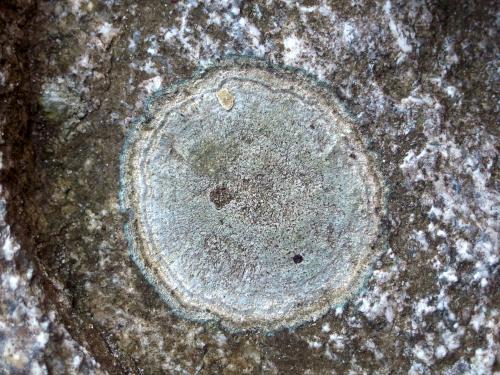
(0, 0, 498, 374)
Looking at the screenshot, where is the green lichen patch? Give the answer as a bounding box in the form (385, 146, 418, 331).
(121, 63, 386, 331)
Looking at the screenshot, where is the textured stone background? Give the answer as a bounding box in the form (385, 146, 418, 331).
(0, 0, 498, 374)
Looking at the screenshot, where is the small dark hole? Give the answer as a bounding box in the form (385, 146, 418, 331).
(349, 153, 357, 159)
(210, 186, 233, 209)
(293, 254, 304, 264)
(309, 124, 315, 129)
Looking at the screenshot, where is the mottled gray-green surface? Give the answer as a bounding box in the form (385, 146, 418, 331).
(0, 0, 498, 374)
(121, 64, 383, 331)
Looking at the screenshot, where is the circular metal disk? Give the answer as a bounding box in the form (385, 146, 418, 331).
(120, 62, 384, 331)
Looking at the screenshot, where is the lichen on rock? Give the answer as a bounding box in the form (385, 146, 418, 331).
(120, 62, 385, 331)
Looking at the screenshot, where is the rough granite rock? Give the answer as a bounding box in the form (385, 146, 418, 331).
(0, 0, 498, 374)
